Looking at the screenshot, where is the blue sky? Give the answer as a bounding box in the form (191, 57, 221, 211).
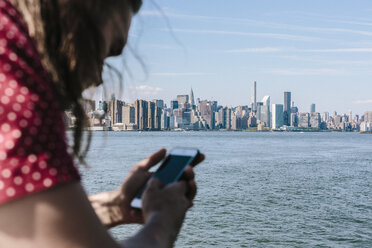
(100, 0, 372, 115)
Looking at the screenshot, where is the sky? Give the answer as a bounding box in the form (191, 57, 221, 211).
(98, 0, 372, 116)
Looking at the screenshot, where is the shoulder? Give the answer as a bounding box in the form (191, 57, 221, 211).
(0, 0, 80, 205)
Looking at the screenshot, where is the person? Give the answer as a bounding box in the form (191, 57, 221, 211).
(0, 0, 205, 247)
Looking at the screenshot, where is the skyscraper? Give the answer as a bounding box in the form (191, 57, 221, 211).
(189, 88, 195, 110)
(284, 92, 291, 126)
(271, 104, 284, 129)
(252, 81, 257, 112)
(311, 104, 316, 113)
(261, 96, 271, 127)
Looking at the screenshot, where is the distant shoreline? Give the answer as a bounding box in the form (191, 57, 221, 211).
(67, 127, 367, 133)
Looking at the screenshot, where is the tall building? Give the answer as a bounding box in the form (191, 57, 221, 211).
(364, 111, 372, 123)
(134, 100, 148, 130)
(170, 100, 178, 110)
(261, 96, 271, 127)
(189, 88, 195, 109)
(177, 95, 189, 108)
(148, 101, 155, 130)
(310, 112, 321, 128)
(284, 92, 291, 126)
(152, 99, 164, 109)
(271, 104, 284, 129)
(262, 95, 270, 106)
(122, 105, 135, 125)
(108, 100, 124, 125)
(298, 113, 310, 128)
(310, 104, 316, 113)
(252, 81, 257, 112)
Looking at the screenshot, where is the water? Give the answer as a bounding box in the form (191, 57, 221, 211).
(81, 132, 372, 247)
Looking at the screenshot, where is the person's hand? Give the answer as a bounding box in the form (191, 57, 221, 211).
(89, 148, 204, 228)
(141, 179, 190, 242)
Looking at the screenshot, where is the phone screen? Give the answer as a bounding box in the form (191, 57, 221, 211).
(153, 155, 193, 185)
(131, 149, 199, 209)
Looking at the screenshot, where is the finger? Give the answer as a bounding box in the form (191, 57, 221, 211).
(146, 178, 164, 191)
(180, 166, 195, 181)
(186, 180, 197, 202)
(130, 209, 144, 224)
(168, 180, 188, 195)
(190, 153, 205, 167)
(137, 148, 167, 170)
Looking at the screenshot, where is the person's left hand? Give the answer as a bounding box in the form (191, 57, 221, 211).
(89, 148, 205, 228)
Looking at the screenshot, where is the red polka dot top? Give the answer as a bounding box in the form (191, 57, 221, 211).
(0, 0, 80, 204)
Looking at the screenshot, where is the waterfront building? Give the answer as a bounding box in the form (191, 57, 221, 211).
(252, 81, 257, 112)
(284, 92, 291, 126)
(298, 113, 310, 128)
(226, 107, 232, 130)
(248, 113, 257, 128)
(321, 112, 330, 122)
(108, 99, 124, 125)
(310, 112, 321, 128)
(271, 104, 284, 129)
(290, 113, 298, 127)
(311, 104, 316, 114)
(198, 100, 215, 129)
(122, 105, 135, 126)
(135, 100, 148, 130)
(154, 106, 162, 130)
(256, 102, 263, 123)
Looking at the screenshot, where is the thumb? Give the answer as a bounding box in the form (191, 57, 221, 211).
(146, 178, 164, 191)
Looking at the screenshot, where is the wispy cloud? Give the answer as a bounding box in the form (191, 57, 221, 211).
(167, 28, 320, 42)
(151, 72, 210, 77)
(353, 99, 372, 104)
(143, 10, 372, 38)
(128, 85, 162, 96)
(225, 47, 284, 53)
(301, 48, 372, 53)
(222, 47, 372, 54)
(266, 68, 347, 76)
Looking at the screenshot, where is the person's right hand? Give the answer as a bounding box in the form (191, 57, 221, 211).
(142, 179, 190, 244)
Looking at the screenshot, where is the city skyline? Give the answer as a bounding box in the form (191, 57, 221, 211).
(76, 83, 372, 133)
(96, 0, 372, 116)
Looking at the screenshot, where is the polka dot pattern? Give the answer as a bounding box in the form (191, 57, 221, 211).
(0, 0, 80, 204)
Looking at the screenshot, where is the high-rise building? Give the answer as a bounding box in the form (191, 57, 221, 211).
(256, 102, 263, 122)
(148, 101, 155, 130)
(310, 104, 316, 113)
(298, 113, 310, 128)
(271, 104, 284, 129)
(109, 100, 124, 125)
(252, 81, 257, 112)
(262, 95, 270, 106)
(152, 99, 164, 109)
(134, 100, 148, 130)
(122, 105, 135, 125)
(177, 95, 189, 108)
(310, 112, 321, 128)
(189, 88, 195, 109)
(170, 100, 178, 110)
(364, 111, 372, 123)
(284, 92, 291, 126)
(321, 112, 330, 122)
(261, 96, 271, 127)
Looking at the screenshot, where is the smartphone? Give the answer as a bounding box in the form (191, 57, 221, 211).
(130, 147, 200, 209)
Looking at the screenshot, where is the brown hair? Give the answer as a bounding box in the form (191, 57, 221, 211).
(11, 0, 142, 164)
